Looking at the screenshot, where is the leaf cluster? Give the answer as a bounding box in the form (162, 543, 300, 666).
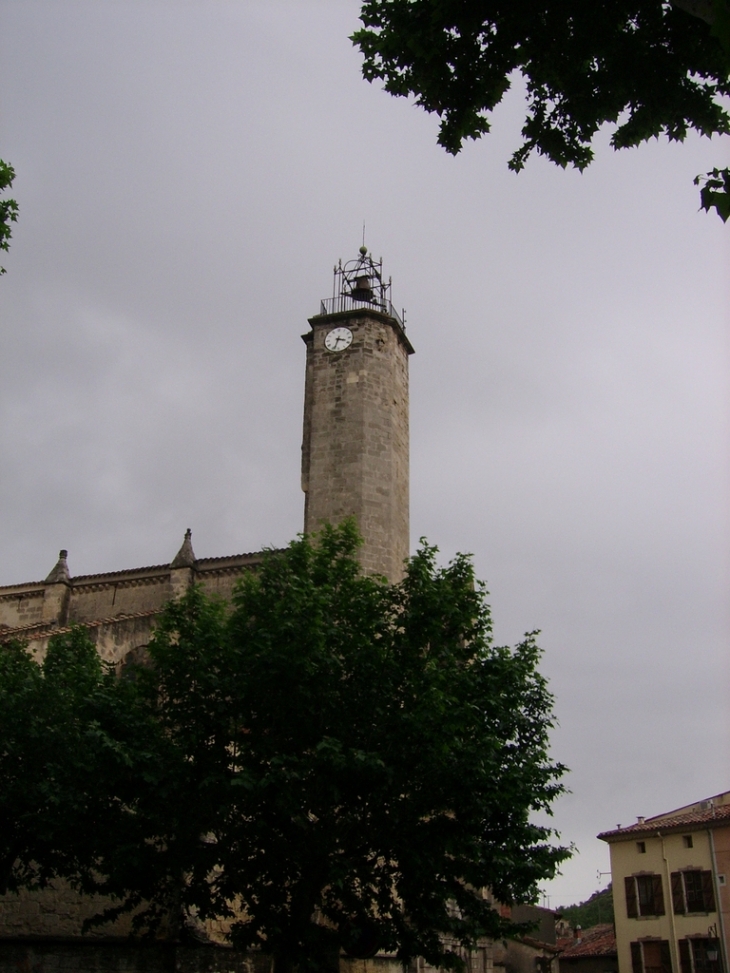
(0, 524, 569, 971)
(695, 165, 730, 218)
(0, 160, 18, 275)
(353, 0, 730, 212)
(0, 629, 168, 906)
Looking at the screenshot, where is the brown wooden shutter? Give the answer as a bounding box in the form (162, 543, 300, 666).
(653, 874, 666, 915)
(672, 872, 685, 914)
(678, 940, 692, 973)
(701, 870, 716, 912)
(626, 876, 638, 918)
(631, 942, 644, 973)
(660, 940, 673, 973)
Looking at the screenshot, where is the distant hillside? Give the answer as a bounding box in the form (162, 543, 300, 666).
(558, 886, 614, 927)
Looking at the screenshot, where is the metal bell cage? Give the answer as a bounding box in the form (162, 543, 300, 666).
(318, 247, 406, 329)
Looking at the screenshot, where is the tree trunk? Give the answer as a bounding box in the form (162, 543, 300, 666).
(670, 0, 716, 26)
(273, 954, 296, 973)
(272, 938, 341, 973)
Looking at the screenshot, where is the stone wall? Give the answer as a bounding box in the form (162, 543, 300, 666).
(0, 882, 140, 941)
(0, 586, 45, 630)
(0, 940, 275, 973)
(69, 574, 173, 624)
(0, 943, 475, 973)
(301, 308, 413, 583)
(0, 546, 265, 666)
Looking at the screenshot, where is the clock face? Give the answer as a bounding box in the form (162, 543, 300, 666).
(324, 327, 353, 353)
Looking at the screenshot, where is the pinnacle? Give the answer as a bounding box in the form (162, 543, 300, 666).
(171, 529, 196, 568)
(44, 549, 70, 584)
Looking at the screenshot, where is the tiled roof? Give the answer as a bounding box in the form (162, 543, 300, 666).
(0, 607, 164, 643)
(70, 563, 170, 582)
(561, 926, 616, 959)
(599, 801, 730, 841)
(70, 549, 269, 582)
(196, 550, 273, 567)
(0, 549, 271, 591)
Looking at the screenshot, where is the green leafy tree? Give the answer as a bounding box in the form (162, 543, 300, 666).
(1, 524, 569, 971)
(558, 886, 614, 928)
(0, 160, 18, 272)
(0, 628, 167, 901)
(352, 0, 730, 219)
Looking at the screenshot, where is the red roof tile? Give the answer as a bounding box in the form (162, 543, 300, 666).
(561, 926, 616, 959)
(599, 802, 730, 840)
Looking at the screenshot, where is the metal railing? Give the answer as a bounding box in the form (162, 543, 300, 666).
(318, 295, 405, 329)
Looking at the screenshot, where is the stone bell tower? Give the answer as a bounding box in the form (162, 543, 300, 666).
(301, 247, 414, 582)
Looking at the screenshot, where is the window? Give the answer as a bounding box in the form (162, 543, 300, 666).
(671, 871, 716, 914)
(683, 835, 694, 849)
(626, 875, 666, 917)
(678, 939, 723, 973)
(631, 940, 673, 973)
(638, 842, 647, 853)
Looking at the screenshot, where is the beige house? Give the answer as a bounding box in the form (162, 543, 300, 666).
(598, 792, 730, 973)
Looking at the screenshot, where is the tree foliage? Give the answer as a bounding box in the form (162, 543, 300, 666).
(0, 524, 569, 971)
(0, 160, 18, 272)
(695, 165, 730, 219)
(558, 885, 614, 928)
(352, 0, 730, 218)
(0, 628, 167, 901)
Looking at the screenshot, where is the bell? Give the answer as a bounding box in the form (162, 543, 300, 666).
(351, 275, 373, 302)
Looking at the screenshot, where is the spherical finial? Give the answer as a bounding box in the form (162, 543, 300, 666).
(359, 245, 367, 255)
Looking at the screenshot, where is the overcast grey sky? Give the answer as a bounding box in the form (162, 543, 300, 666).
(1, 0, 728, 909)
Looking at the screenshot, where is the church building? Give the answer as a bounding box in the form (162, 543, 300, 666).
(0, 247, 414, 671)
(0, 249, 433, 966)
(0, 250, 508, 973)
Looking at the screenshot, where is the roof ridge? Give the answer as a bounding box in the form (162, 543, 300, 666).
(561, 926, 616, 958)
(0, 549, 272, 590)
(599, 802, 730, 840)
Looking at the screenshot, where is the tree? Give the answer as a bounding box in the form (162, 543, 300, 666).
(0, 628, 168, 901)
(0, 160, 18, 272)
(1, 524, 569, 971)
(558, 885, 614, 928)
(352, 0, 730, 219)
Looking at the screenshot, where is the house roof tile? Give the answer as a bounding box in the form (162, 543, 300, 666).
(598, 801, 730, 841)
(561, 926, 616, 959)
